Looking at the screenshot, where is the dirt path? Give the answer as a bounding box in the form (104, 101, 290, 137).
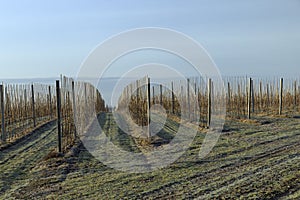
(0, 121, 57, 197)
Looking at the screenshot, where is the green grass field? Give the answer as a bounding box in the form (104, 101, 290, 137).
(0, 113, 300, 199)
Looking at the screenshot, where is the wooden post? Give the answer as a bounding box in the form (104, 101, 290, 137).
(147, 77, 151, 138)
(266, 83, 270, 108)
(31, 84, 36, 127)
(207, 78, 212, 127)
(83, 82, 88, 127)
(279, 78, 283, 115)
(56, 80, 62, 153)
(251, 79, 255, 113)
(84, 83, 87, 109)
(160, 84, 162, 106)
(227, 82, 231, 114)
(188, 79, 191, 119)
(49, 86, 52, 119)
(197, 87, 201, 122)
(294, 80, 297, 110)
(180, 85, 184, 116)
(0, 85, 5, 142)
(238, 83, 241, 116)
(72, 81, 77, 138)
(194, 82, 197, 121)
(136, 80, 140, 125)
(5, 86, 9, 136)
(171, 82, 175, 114)
(247, 78, 252, 119)
(37, 93, 40, 120)
(259, 81, 263, 112)
(270, 84, 274, 106)
(152, 86, 155, 105)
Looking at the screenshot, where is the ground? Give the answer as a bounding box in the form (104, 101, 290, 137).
(0, 113, 300, 199)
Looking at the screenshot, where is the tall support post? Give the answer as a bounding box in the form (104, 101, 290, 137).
(31, 84, 36, 127)
(56, 80, 62, 153)
(237, 83, 241, 116)
(294, 80, 297, 110)
(207, 78, 212, 127)
(0, 85, 5, 142)
(152, 86, 155, 105)
(49, 86, 53, 119)
(279, 78, 283, 115)
(147, 77, 151, 138)
(136, 80, 140, 125)
(259, 81, 263, 112)
(187, 78, 191, 120)
(84, 82, 88, 126)
(193, 82, 197, 121)
(160, 84, 163, 106)
(251, 79, 255, 113)
(198, 87, 201, 122)
(266, 83, 270, 108)
(171, 82, 175, 115)
(72, 81, 77, 138)
(227, 82, 231, 114)
(247, 78, 252, 119)
(84, 83, 87, 110)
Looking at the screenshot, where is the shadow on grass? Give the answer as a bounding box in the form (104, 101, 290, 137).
(98, 112, 141, 153)
(0, 123, 57, 195)
(155, 116, 179, 139)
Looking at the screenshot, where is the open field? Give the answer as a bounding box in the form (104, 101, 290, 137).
(0, 76, 300, 199)
(1, 112, 299, 199)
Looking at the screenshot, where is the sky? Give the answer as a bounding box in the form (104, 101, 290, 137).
(0, 0, 300, 79)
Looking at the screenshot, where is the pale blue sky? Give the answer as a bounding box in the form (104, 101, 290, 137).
(0, 0, 299, 79)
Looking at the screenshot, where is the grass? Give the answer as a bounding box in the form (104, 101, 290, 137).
(0, 121, 57, 197)
(0, 113, 300, 199)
